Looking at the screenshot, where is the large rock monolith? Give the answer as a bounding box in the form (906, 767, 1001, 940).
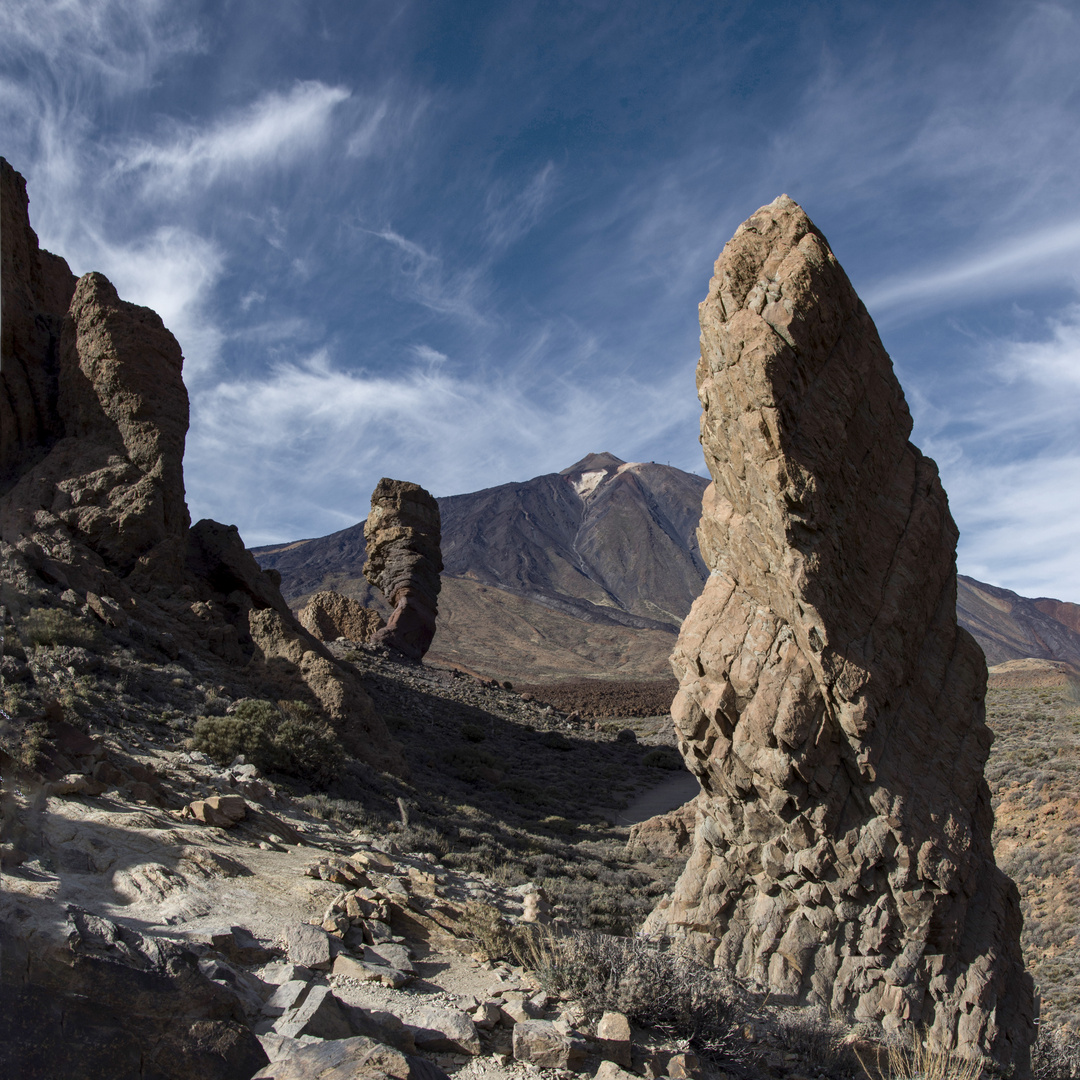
(644, 196, 1033, 1070)
(363, 479, 442, 660)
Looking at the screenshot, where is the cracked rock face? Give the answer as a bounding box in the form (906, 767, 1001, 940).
(645, 196, 1033, 1071)
(363, 480, 442, 660)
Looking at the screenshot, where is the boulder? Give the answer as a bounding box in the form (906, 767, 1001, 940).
(250, 1036, 449, 1080)
(188, 794, 247, 827)
(273, 985, 354, 1040)
(644, 195, 1033, 1072)
(363, 478, 442, 659)
(299, 590, 385, 642)
(405, 1005, 481, 1055)
(286, 925, 332, 971)
(512, 1019, 589, 1070)
(596, 1011, 632, 1067)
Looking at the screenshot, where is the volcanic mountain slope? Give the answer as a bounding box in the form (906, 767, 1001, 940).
(256, 454, 710, 680)
(257, 457, 1080, 682)
(957, 575, 1080, 667)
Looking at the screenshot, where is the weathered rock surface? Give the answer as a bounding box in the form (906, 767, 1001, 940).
(0, 157, 77, 491)
(626, 797, 698, 860)
(645, 196, 1033, 1070)
(250, 1036, 450, 1080)
(0, 905, 268, 1080)
(363, 479, 443, 659)
(300, 589, 385, 642)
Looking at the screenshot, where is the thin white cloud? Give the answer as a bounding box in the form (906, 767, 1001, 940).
(185, 350, 698, 545)
(865, 221, 1080, 315)
(484, 162, 557, 250)
(0, 0, 201, 93)
(118, 81, 352, 198)
(917, 302, 1080, 600)
(368, 228, 490, 324)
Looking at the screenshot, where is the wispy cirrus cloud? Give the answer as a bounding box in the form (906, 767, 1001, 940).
(366, 228, 491, 324)
(185, 345, 699, 544)
(0, 0, 201, 92)
(865, 221, 1080, 317)
(117, 81, 353, 197)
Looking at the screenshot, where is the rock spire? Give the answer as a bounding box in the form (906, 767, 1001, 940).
(645, 196, 1033, 1070)
(363, 479, 442, 660)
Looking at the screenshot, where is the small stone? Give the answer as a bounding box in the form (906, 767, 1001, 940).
(596, 1011, 632, 1067)
(595, 1063, 637, 1080)
(286, 924, 332, 970)
(472, 1002, 501, 1030)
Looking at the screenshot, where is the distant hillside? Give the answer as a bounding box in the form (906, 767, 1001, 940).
(957, 575, 1080, 667)
(254, 453, 709, 680)
(255, 454, 1080, 681)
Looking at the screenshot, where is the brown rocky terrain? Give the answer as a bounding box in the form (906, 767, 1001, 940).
(0, 156, 398, 775)
(645, 195, 1032, 1069)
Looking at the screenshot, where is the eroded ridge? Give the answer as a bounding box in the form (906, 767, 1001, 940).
(644, 195, 1034, 1071)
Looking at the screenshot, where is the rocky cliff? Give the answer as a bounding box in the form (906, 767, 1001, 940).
(0, 156, 400, 771)
(644, 196, 1033, 1070)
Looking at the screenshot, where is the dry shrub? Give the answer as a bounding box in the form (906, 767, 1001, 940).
(1034, 1024, 1080, 1080)
(853, 1033, 984, 1080)
(642, 747, 683, 769)
(191, 699, 342, 784)
(526, 929, 742, 1055)
(21, 608, 104, 651)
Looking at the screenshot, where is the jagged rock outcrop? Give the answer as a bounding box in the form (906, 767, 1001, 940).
(0, 905, 268, 1079)
(0, 158, 400, 773)
(0, 158, 78, 491)
(363, 479, 442, 660)
(645, 196, 1033, 1070)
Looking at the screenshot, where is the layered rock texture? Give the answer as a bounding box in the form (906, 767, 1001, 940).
(0, 157, 400, 773)
(644, 196, 1033, 1069)
(299, 590, 385, 643)
(363, 479, 442, 660)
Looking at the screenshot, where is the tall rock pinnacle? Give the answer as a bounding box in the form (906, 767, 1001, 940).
(645, 196, 1033, 1070)
(363, 478, 443, 660)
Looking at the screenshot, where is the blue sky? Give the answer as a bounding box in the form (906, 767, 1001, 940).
(3, 1, 1079, 600)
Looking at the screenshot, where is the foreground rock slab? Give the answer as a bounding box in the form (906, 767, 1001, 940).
(250, 1035, 450, 1080)
(645, 195, 1033, 1071)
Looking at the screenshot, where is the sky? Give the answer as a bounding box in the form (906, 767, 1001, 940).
(2, 1, 1079, 601)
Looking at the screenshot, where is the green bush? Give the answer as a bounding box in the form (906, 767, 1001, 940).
(642, 747, 683, 770)
(191, 699, 342, 785)
(21, 607, 104, 651)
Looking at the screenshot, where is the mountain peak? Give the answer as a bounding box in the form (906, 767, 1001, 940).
(559, 451, 625, 476)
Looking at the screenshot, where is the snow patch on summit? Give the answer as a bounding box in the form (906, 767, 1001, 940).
(571, 470, 606, 497)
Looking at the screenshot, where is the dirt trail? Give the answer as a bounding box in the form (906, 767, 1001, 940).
(613, 772, 699, 826)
